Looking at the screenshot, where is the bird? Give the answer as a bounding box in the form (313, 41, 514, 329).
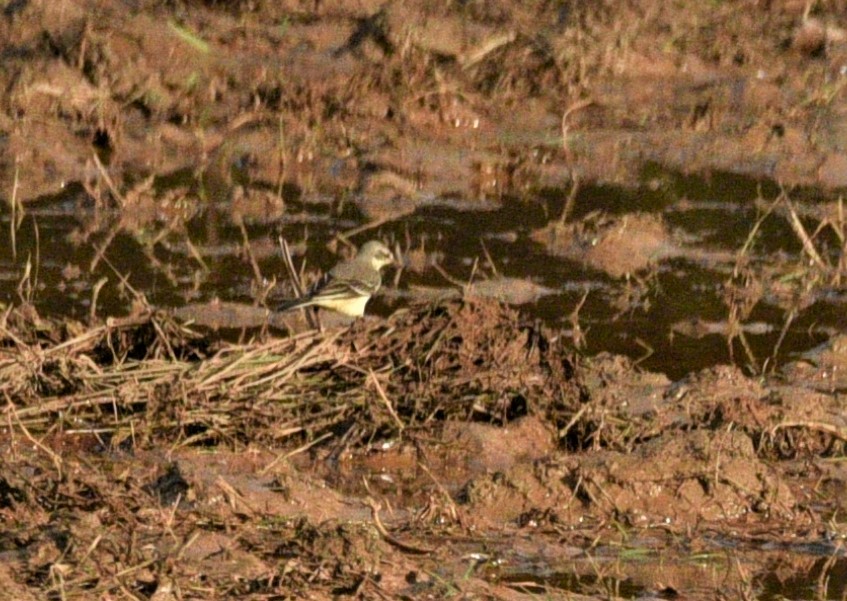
(277, 240, 396, 317)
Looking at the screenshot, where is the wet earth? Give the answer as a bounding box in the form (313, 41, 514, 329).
(4, 0, 847, 599)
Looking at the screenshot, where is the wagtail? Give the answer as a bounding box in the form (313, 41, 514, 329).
(278, 240, 395, 317)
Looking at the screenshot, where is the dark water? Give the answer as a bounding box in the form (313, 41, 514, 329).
(494, 541, 847, 600)
(1, 167, 845, 379)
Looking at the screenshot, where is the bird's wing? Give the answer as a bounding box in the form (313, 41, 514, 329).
(277, 274, 378, 313)
(311, 274, 379, 300)
(326, 259, 381, 295)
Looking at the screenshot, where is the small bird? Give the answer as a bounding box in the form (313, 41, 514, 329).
(277, 240, 395, 317)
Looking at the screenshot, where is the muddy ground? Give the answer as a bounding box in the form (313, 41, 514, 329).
(4, 0, 847, 600)
(3, 300, 847, 600)
(7, 0, 847, 205)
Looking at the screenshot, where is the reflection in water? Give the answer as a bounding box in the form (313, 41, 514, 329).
(0, 168, 843, 379)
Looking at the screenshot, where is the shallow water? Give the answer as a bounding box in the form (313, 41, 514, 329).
(1, 167, 845, 380)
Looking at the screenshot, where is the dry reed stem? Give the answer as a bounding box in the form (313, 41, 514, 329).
(368, 368, 404, 432)
(785, 200, 827, 271)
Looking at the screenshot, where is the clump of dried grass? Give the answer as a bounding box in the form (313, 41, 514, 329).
(0, 299, 584, 452)
(0, 305, 355, 449)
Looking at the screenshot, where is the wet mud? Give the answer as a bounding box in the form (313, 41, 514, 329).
(4, 0, 847, 599)
(2, 300, 847, 599)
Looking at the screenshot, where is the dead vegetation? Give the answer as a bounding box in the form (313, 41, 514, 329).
(722, 186, 847, 373)
(0, 299, 583, 452)
(0, 298, 582, 599)
(2, 298, 847, 598)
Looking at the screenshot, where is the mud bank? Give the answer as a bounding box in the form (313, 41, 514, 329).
(2, 299, 847, 599)
(4, 0, 847, 209)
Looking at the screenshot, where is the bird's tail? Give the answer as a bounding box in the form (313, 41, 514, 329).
(276, 296, 315, 313)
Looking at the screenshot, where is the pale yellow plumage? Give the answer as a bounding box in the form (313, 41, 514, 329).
(278, 240, 395, 317)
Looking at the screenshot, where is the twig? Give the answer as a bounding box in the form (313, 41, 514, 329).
(89, 277, 108, 323)
(279, 237, 305, 298)
(339, 213, 400, 241)
(568, 288, 589, 350)
(4, 392, 63, 477)
(734, 188, 780, 276)
(89, 219, 122, 272)
(92, 152, 126, 208)
(9, 159, 20, 260)
(769, 308, 796, 372)
(560, 174, 580, 225)
(365, 497, 434, 554)
(561, 99, 595, 166)
(784, 197, 827, 270)
(632, 337, 654, 367)
(558, 404, 588, 440)
(369, 368, 404, 432)
(215, 476, 258, 516)
(278, 236, 318, 329)
(240, 220, 265, 295)
(478, 238, 499, 278)
(770, 420, 847, 443)
(432, 262, 467, 290)
(418, 462, 459, 523)
(260, 431, 333, 475)
(460, 31, 517, 70)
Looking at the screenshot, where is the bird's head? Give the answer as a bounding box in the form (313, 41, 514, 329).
(358, 240, 395, 271)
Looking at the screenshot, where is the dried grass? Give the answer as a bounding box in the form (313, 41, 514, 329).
(0, 299, 583, 453)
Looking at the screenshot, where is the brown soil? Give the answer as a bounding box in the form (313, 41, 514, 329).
(5, 0, 847, 208)
(2, 299, 847, 599)
(5, 1, 847, 599)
